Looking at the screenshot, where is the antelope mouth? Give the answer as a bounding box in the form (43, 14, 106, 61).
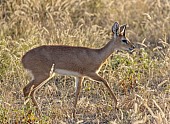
(128, 48, 135, 54)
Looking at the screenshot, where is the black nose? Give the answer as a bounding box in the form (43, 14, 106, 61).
(129, 48, 134, 51)
(132, 45, 135, 49)
(129, 45, 135, 51)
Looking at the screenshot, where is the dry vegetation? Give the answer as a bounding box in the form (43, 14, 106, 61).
(0, 0, 170, 123)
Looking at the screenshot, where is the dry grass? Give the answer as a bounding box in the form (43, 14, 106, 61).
(0, 0, 170, 123)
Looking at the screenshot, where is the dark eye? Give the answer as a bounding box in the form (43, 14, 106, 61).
(122, 40, 128, 44)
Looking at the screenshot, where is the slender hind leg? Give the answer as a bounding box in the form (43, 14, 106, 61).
(73, 77, 84, 118)
(23, 73, 50, 112)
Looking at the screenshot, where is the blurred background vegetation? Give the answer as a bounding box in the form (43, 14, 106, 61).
(0, 0, 169, 123)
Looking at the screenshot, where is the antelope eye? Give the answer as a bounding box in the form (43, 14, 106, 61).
(122, 40, 128, 44)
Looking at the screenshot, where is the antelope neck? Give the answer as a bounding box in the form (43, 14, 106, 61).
(98, 38, 116, 61)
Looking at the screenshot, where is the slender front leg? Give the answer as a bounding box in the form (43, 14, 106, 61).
(73, 77, 84, 118)
(87, 73, 118, 108)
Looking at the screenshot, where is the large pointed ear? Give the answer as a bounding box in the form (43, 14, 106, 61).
(120, 24, 127, 36)
(112, 22, 119, 37)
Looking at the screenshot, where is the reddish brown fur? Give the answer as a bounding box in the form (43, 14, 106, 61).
(22, 22, 135, 118)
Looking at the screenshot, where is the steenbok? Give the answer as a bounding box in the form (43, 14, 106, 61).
(22, 22, 135, 118)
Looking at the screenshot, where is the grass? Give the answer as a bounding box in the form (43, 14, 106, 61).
(0, 0, 170, 123)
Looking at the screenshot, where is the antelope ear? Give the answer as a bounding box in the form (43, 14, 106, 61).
(120, 24, 127, 36)
(112, 22, 119, 37)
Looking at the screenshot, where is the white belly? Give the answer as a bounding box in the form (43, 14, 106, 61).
(55, 69, 82, 77)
